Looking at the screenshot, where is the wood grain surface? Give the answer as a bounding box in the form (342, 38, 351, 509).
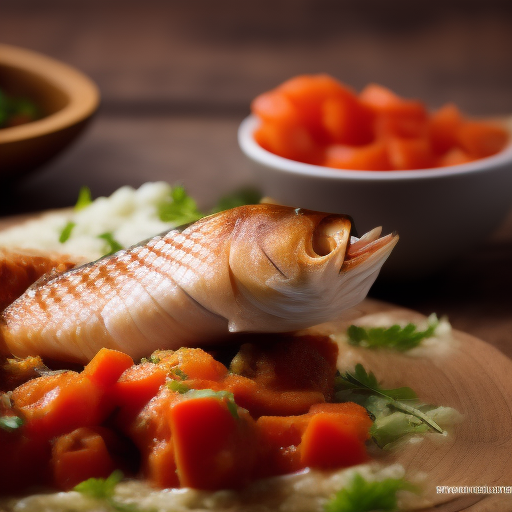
(314, 299, 512, 511)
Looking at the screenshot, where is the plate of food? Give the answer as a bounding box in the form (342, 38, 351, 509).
(0, 184, 511, 512)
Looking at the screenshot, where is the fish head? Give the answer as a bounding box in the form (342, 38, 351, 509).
(227, 204, 398, 331)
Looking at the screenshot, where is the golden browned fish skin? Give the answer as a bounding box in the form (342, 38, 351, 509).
(0, 205, 397, 363)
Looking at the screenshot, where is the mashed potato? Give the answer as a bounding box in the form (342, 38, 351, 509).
(0, 182, 178, 262)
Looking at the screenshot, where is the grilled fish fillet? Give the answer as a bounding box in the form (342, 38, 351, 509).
(0, 205, 398, 363)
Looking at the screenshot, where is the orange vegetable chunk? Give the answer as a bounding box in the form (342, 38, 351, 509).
(457, 120, 509, 158)
(254, 120, 321, 164)
(387, 136, 434, 170)
(251, 91, 301, 126)
(83, 348, 134, 388)
(438, 147, 474, 167)
(325, 141, 392, 170)
(429, 103, 463, 155)
(300, 405, 372, 469)
(11, 371, 107, 438)
(51, 427, 117, 490)
(278, 74, 347, 143)
(170, 394, 257, 490)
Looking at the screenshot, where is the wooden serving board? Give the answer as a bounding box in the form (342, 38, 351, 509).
(324, 300, 512, 512)
(1, 215, 511, 511)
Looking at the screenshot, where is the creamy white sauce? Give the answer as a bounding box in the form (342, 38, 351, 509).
(3, 464, 414, 512)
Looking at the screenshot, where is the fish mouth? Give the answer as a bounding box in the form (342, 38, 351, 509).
(342, 227, 399, 271)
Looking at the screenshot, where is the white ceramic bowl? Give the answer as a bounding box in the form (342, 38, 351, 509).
(239, 115, 512, 280)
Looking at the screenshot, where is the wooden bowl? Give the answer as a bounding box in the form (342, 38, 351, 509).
(0, 44, 100, 180)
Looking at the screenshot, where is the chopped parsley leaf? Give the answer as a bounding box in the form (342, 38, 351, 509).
(325, 473, 415, 512)
(98, 232, 124, 256)
(347, 316, 439, 352)
(167, 380, 190, 394)
(0, 415, 24, 432)
(74, 186, 93, 211)
(158, 186, 203, 225)
(59, 221, 76, 243)
(74, 470, 123, 500)
(184, 389, 239, 419)
(337, 364, 444, 439)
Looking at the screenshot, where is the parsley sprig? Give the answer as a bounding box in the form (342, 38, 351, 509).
(158, 186, 203, 225)
(337, 364, 444, 440)
(325, 473, 415, 512)
(347, 315, 439, 352)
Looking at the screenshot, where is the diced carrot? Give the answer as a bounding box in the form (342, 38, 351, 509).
(51, 427, 117, 490)
(254, 120, 322, 164)
(169, 395, 258, 490)
(322, 94, 375, 146)
(386, 136, 435, 170)
(225, 372, 326, 417)
(360, 83, 427, 119)
(145, 439, 180, 489)
(437, 147, 474, 167)
(83, 348, 134, 388)
(300, 410, 372, 469)
(156, 348, 229, 382)
(251, 91, 301, 126)
(255, 413, 311, 476)
(429, 103, 463, 155)
(324, 141, 392, 170)
(11, 372, 108, 438)
(457, 120, 509, 158)
(278, 74, 350, 143)
(112, 362, 167, 422)
(376, 111, 428, 139)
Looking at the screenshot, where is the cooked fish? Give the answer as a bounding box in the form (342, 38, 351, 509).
(0, 205, 397, 363)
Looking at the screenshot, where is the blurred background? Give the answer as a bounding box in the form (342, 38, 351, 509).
(2, 0, 512, 210)
(1, 0, 512, 351)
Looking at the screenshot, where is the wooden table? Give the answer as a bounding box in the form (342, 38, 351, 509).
(1, 0, 512, 357)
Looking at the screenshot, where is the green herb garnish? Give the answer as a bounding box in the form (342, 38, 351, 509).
(74, 470, 123, 500)
(158, 186, 203, 225)
(184, 389, 239, 419)
(0, 415, 24, 432)
(74, 470, 148, 511)
(98, 232, 124, 256)
(325, 473, 415, 512)
(172, 368, 188, 380)
(210, 187, 262, 213)
(74, 186, 93, 211)
(167, 380, 190, 394)
(59, 221, 76, 243)
(347, 316, 439, 352)
(337, 364, 443, 436)
(0, 89, 41, 128)
(140, 355, 161, 365)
